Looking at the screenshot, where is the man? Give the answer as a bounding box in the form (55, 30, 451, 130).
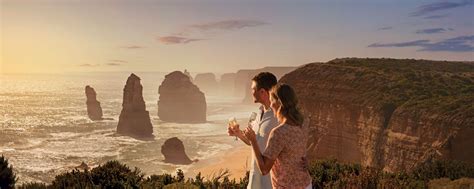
(228, 72, 278, 189)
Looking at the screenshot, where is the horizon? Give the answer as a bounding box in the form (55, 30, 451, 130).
(1, 0, 474, 74)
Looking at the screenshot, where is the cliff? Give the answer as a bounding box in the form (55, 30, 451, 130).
(194, 73, 218, 95)
(219, 73, 236, 96)
(280, 58, 474, 172)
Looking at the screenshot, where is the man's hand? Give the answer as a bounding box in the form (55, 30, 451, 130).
(227, 124, 241, 136)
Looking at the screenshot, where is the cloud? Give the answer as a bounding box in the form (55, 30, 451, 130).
(158, 36, 204, 44)
(120, 45, 145, 49)
(421, 35, 474, 52)
(109, 59, 128, 63)
(423, 14, 449, 19)
(378, 26, 393, 31)
(411, 0, 473, 17)
(368, 40, 430, 48)
(415, 28, 453, 34)
(190, 19, 268, 31)
(105, 63, 121, 66)
(78, 64, 99, 67)
(158, 19, 267, 45)
(368, 35, 474, 52)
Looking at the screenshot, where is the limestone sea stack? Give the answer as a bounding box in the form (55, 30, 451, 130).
(280, 58, 474, 172)
(161, 137, 194, 165)
(116, 73, 153, 138)
(85, 85, 103, 120)
(184, 69, 193, 81)
(219, 73, 236, 96)
(158, 71, 206, 123)
(194, 73, 218, 95)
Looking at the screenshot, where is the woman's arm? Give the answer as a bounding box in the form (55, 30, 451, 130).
(236, 130, 252, 145)
(243, 127, 276, 175)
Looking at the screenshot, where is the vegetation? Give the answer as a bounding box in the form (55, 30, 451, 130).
(329, 58, 474, 121)
(0, 155, 17, 189)
(6, 157, 471, 189)
(15, 160, 249, 189)
(283, 58, 474, 126)
(308, 158, 474, 188)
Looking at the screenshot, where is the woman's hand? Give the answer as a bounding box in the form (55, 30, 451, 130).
(243, 126, 257, 144)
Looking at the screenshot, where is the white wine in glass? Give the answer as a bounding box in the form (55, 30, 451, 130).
(248, 112, 257, 124)
(228, 117, 238, 141)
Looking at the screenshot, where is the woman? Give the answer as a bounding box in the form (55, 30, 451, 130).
(243, 83, 312, 189)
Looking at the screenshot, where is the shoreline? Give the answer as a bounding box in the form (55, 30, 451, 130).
(187, 145, 250, 180)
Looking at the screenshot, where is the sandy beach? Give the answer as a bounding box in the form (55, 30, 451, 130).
(188, 145, 251, 180)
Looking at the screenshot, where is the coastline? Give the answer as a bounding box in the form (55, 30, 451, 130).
(187, 145, 250, 180)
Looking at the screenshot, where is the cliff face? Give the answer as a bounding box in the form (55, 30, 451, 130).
(280, 58, 474, 172)
(85, 85, 103, 120)
(219, 73, 236, 96)
(158, 71, 206, 123)
(117, 73, 154, 138)
(194, 73, 218, 95)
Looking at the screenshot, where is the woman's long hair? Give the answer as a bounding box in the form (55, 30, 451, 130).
(270, 83, 304, 126)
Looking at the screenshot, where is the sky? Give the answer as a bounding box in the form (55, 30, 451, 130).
(1, 0, 473, 74)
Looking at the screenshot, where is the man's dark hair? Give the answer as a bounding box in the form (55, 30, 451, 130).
(252, 72, 277, 91)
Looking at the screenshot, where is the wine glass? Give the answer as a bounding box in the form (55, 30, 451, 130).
(228, 117, 238, 141)
(248, 112, 257, 126)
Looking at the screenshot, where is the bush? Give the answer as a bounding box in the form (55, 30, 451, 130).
(411, 160, 474, 181)
(308, 159, 361, 188)
(49, 160, 143, 189)
(89, 160, 143, 188)
(428, 178, 474, 189)
(308, 159, 474, 189)
(0, 155, 17, 189)
(17, 182, 48, 189)
(6, 157, 473, 189)
(50, 169, 94, 188)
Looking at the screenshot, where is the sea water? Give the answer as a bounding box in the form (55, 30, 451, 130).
(0, 72, 257, 184)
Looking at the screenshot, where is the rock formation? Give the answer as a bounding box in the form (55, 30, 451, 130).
(280, 58, 474, 172)
(117, 73, 153, 138)
(194, 73, 218, 95)
(85, 85, 103, 120)
(184, 69, 193, 81)
(219, 73, 236, 96)
(158, 71, 206, 123)
(161, 137, 194, 165)
(75, 162, 89, 170)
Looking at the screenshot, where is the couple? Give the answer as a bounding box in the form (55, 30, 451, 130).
(228, 72, 312, 189)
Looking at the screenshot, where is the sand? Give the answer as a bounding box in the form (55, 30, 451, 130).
(187, 145, 251, 180)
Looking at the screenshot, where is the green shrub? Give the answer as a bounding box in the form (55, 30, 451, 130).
(6, 157, 473, 189)
(89, 160, 143, 188)
(0, 155, 17, 189)
(17, 182, 48, 189)
(411, 160, 474, 181)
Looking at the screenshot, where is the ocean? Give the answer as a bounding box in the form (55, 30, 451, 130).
(0, 72, 257, 184)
